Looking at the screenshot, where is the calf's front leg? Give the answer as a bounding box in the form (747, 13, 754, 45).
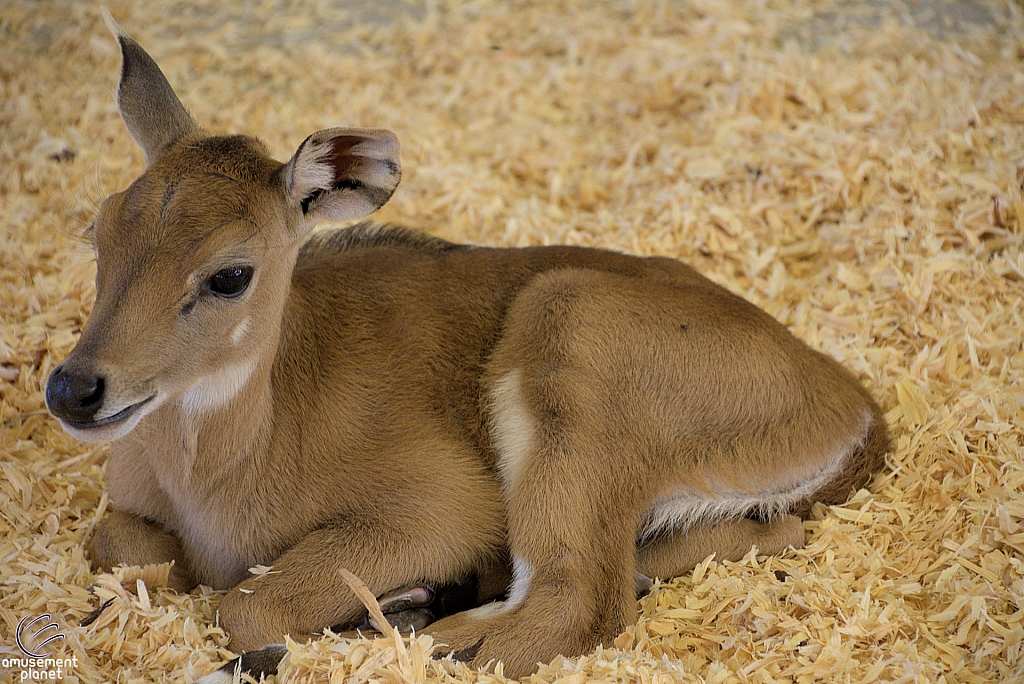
(87, 508, 196, 592)
(217, 516, 498, 652)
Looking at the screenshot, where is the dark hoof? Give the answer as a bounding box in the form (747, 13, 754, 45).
(450, 638, 484, 663)
(634, 571, 654, 598)
(196, 644, 287, 684)
(368, 607, 436, 633)
(378, 586, 435, 613)
(342, 577, 483, 635)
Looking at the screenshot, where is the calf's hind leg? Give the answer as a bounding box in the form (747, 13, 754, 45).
(430, 264, 889, 675)
(429, 272, 658, 676)
(428, 405, 646, 676)
(636, 514, 805, 583)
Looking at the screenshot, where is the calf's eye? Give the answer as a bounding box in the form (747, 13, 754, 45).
(208, 266, 253, 298)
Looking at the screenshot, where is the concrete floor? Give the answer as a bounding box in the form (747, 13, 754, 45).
(145, 0, 1012, 52)
(7, 1, 1013, 58)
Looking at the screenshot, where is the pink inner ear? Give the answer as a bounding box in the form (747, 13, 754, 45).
(326, 137, 371, 184)
(292, 130, 400, 218)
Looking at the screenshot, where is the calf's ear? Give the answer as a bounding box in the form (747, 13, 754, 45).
(102, 8, 200, 163)
(281, 127, 401, 224)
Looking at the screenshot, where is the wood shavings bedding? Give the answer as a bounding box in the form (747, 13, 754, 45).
(1, 1, 1022, 682)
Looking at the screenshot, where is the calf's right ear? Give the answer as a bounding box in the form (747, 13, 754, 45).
(102, 8, 199, 163)
(281, 128, 402, 225)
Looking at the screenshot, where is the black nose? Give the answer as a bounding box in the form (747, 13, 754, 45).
(46, 365, 105, 424)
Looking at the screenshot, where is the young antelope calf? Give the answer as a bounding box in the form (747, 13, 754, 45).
(47, 15, 889, 681)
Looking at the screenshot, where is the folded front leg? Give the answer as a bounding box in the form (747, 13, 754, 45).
(217, 515, 499, 652)
(87, 507, 196, 592)
(199, 577, 487, 684)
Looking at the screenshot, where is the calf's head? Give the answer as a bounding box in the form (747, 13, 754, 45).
(46, 15, 401, 442)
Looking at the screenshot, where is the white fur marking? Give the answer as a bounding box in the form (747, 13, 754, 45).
(639, 410, 875, 542)
(464, 601, 508, 620)
(230, 317, 250, 345)
(290, 138, 336, 199)
(490, 369, 535, 491)
(180, 358, 258, 416)
(193, 670, 233, 684)
(506, 555, 533, 610)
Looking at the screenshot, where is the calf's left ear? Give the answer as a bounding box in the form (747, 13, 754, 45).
(282, 127, 401, 224)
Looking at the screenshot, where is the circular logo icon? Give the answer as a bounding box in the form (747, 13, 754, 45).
(16, 614, 65, 658)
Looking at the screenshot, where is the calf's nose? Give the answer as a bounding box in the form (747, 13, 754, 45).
(46, 364, 105, 424)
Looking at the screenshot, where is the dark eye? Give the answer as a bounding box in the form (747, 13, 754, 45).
(208, 266, 253, 298)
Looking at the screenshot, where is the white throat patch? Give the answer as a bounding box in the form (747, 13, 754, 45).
(180, 357, 258, 416)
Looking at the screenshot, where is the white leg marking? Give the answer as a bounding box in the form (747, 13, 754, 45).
(465, 557, 532, 618)
(505, 555, 533, 610)
(490, 369, 536, 491)
(464, 601, 508, 620)
(639, 410, 875, 541)
(180, 358, 258, 416)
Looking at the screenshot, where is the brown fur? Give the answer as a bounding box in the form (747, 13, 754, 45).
(50, 19, 889, 679)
